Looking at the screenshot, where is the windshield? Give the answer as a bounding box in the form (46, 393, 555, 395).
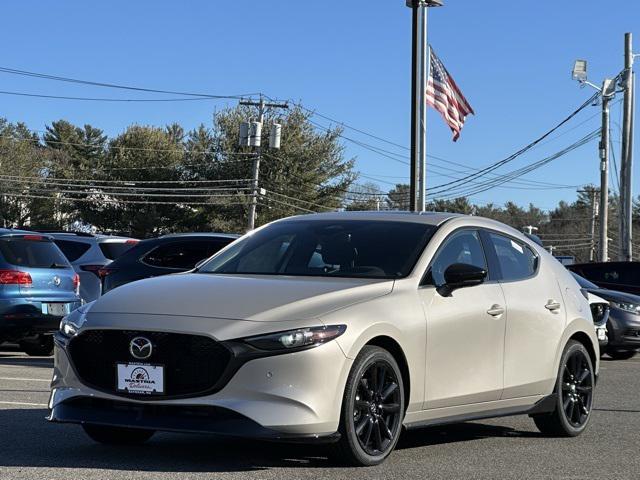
(199, 220, 436, 279)
(571, 271, 599, 290)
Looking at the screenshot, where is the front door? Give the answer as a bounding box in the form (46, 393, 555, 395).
(419, 229, 506, 409)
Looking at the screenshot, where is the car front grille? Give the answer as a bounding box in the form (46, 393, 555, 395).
(68, 329, 232, 399)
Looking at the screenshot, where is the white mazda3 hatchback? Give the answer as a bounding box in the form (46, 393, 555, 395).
(49, 212, 599, 466)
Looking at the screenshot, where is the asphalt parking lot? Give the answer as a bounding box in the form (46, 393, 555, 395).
(0, 348, 639, 480)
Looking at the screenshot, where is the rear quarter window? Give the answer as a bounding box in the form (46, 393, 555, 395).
(99, 242, 137, 260)
(0, 237, 70, 268)
(54, 239, 92, 262)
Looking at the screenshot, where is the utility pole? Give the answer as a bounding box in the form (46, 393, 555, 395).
(620, 32, 635, 261)
(572, 62, 616, 262)
(523, 225, 538, 236)
(406, 0, 442, 212)
(599, 81, 613, 262)
(579, 188, 599, 262)
(239, 96, 288, 231)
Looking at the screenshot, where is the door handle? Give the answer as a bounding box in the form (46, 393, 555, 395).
(545, 300, 562, 312)
(486, 305, 505, 317)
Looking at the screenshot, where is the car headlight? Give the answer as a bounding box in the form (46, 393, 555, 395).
(59, 301, 94, 337)
(611, 301, 640, 315)
(243, 325, 347, 351)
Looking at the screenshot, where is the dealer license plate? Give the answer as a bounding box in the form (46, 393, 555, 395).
(116, 363, 164, 395)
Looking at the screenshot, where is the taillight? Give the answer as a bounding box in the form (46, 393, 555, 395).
(73, 273, 80, 294)
(0, 270, 33, 286)
(125, 239, 139, 245)
(22, 235, 45, 241)
(80, 265, 104, 278)
(98, 267, 116, 279)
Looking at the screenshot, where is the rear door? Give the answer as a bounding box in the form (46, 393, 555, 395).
(419, 228, 507, 408)
(0, 235, 78, 304)
(481, 231, 566, 399)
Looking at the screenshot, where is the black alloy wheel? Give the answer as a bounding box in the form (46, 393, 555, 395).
(533, 340, 594, 436)
(353, 361, 402, 456)
(333, 345, 405, 466)
(560, 349, 594, 428)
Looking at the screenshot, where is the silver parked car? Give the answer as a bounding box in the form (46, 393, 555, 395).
(49, 212, 599, 466)
(47, 232, 138, 303)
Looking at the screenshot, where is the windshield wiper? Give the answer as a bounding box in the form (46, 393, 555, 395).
(49, 262, 69, 269)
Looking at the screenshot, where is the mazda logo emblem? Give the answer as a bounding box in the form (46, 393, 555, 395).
(52, 276, 61, 287)
(129, 337, 153, 360)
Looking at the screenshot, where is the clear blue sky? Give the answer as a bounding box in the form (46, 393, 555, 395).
(0, 0, 637, 210)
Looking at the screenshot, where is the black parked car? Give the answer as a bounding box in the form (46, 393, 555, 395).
(572, 272, 640, 360)
(568, 261, 640, 296)
(100, 233, 239, 294)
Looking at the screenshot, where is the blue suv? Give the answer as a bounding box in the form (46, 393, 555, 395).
(0, 229, 81, 356)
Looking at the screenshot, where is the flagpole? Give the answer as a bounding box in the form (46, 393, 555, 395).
(417, 10, 428, 212)
(407, 1, 442, 213)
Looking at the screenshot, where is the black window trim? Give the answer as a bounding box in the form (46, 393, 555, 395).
(419, 227, 494, 288)
(479, 228, 540, 284)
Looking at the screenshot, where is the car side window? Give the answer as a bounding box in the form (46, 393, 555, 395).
(53, 240, 91, 262)
(428, 230, 486, 286)
(142, 241, 211, 270)
(487, 232, 537, 281)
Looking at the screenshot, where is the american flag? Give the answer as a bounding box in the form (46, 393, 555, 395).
(426, 47, 474, 142)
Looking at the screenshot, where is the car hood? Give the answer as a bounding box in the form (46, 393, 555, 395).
(587, 287, 640, 304)
(91, 273, 394, 322)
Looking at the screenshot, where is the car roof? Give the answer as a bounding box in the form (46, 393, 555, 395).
(0, 228, 51, 237)
(158, 232, 240, 239)
(277, 211, 462, 226)
(45, 232, 135, 241)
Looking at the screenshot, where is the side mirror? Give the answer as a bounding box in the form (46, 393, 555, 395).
(437, 263, 487, 297)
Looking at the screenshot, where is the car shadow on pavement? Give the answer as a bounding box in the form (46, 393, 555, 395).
(0, 408, 543, 473)
(397, 422, 543, 450)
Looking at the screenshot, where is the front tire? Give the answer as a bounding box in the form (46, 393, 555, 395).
(332, 345, 405, 466)
(532, 340, 594, 436)
(82, 424, 155, 444)
(19, 335, 53, 356)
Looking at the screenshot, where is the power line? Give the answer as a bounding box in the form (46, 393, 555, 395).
(0, 90, 228, 103)
(0, 66, 258, 100)
(426, 93, 600, 196)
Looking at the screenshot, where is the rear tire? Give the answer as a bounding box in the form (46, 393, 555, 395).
(606, 349, 637, 361)
(82, 424, 155, 445)
(532, 340, 594, 436)
(331, 345, 405, 466)
(20, 335, 53, 356)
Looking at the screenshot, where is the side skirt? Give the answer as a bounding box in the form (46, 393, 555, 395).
(404, 394, 557, 431)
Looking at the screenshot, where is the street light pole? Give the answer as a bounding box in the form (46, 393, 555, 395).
(407, 0, 442, 212)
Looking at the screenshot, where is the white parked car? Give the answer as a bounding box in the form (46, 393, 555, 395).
(49, 212, 599, 466)
(47, 232, 138, 303)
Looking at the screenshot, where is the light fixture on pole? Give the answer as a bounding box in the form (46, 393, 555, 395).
(406, 0, 443, 212)
(571, 59, 616, 262)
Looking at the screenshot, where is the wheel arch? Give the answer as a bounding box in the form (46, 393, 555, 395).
(364, 335, 411, 410)
(568, 331, 598, 375)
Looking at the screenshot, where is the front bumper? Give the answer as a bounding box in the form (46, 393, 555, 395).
(48, 397, 341, 443)
(607, 310, 640, 350)
(49, 332, 352, 438)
